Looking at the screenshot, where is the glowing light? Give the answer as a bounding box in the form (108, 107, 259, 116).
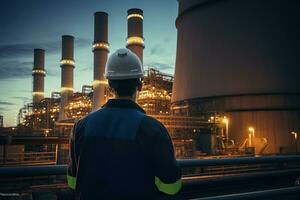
(32, 69, 46, 75)
(291, 132, 298, 140)
(61, 87, 74, 92)
(92, 80, 108, 86)
(93, 42, 109, 51)
(248, 126, 255, 138)
(126, 36, 144, 46)
(32, 92, 44, 96)
(60, 59, 75, 66)
(127, 13, 143, 20)
(222, 117, 228, 124)
(248, 127, 255, 133)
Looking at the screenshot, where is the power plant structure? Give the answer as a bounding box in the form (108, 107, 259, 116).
(92, 12, 109, 111)
(15, 2, 300, 159)
(59, 35, 75, 121)
(126, 8, 144, 62)
(32, 49, 45, 103)
(17, 8, 208, 159)
(172, 0, 300, 154)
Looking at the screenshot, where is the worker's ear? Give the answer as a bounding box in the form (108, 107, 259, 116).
(137, 79, 142, 91)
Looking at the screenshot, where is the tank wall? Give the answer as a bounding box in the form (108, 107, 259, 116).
(228, 110, 300, 154)
(172, 93, 300, 154)
(172, 0, 300, 102)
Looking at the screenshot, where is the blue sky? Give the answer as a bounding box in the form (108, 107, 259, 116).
(0, 0, 178, 126)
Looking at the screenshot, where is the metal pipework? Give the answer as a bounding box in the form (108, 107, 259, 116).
(59, 35, 75, 121)
(92, 12, 109, 111)
(1, 155, 299, 178)
(126, 8, 144, 63)
(32, 49, 45, 103)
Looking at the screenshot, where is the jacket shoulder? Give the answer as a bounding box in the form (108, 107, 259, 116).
(139, 115, 170, 139)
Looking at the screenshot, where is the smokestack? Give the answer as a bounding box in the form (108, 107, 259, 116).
(126, 8, 144, 62)
(59, 35, 75, 121)
(32, 49, 45, 103)
(92, 12, 109, 111)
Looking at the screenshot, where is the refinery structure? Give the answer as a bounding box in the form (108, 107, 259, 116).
(16, 8, 212, 160)
(11, 0, 300, 161)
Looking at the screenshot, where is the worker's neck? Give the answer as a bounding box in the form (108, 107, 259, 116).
(115, 92, 137, 102)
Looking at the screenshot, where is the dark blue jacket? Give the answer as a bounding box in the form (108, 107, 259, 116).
(67, 99, 182, 199)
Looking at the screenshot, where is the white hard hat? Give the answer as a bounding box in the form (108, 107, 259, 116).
(104, 48, 144, 80)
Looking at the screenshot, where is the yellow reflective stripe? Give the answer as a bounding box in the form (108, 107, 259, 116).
(67, 175, 76, 189)
(155, 176, 182, 195)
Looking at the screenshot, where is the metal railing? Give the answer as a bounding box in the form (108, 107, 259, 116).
(0, 155, 299, 178)
(0, 155, 299, 199)
(194, 187, 300, 200)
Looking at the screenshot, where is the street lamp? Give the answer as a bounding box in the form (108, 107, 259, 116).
(291, 132, 298, 154)
(223, 116, 229, 147)
(248, 127, 255, 147)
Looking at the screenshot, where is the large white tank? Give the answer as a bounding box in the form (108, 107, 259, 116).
(172, 0, 300, 154)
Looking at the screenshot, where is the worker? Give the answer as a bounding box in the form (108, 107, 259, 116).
(67, 48, 182, 199)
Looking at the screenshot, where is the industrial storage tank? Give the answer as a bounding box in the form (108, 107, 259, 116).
(172, 0, 300, 154)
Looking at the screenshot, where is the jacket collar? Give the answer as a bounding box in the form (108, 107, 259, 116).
(102, 99, 146, 114)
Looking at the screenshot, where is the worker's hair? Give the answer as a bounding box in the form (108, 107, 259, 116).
(109, 78, 141, 97)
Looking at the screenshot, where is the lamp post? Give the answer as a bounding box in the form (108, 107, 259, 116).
(248, 127, 255, 147)
(223, 117, 229, 148)
(291, 132, 298, 154)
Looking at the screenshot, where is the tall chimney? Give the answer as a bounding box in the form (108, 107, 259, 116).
(59, 35, 75, 121)
(92, 12, 109, 111)
(127, 8, 144, 62)
(32, 49, 45, 103)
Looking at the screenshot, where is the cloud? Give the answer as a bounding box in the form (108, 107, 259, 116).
(0, 38, 90, 59)
(150, 44, 165, 55)
(11, 96, 31, 101)
(80, 67, 92, 72)
(0, 60, 32, 79)
(47, 68, 59, 76)
(0, 101, 16, 106)
(0, 107, 11, 112)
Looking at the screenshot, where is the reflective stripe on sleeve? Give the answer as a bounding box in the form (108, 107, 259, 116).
(67, 175, 76, 189)
(155, 176, 182, 195)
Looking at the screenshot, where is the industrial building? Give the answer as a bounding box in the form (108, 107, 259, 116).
(16, 1, 299, 159)
(172, 0, 300, 154)
(16, 8, 213, 159)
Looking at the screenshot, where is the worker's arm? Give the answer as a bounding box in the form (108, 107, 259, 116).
(139, 116, 182, 195)
(67, 123, 77, 190)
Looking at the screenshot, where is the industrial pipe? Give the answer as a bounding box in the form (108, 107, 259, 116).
(1, 156, 300, 178)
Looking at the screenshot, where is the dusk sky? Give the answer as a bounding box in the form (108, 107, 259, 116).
(0, 0, 178, 126)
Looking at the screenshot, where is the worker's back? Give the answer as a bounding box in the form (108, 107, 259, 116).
(68, 48, 182, 199)
(68, 99, 182, 199)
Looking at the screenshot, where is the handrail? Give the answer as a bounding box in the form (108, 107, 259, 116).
(0, 155, 299, 178)
(193, 186, 300, 200)
(178, 155, 300, 167)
